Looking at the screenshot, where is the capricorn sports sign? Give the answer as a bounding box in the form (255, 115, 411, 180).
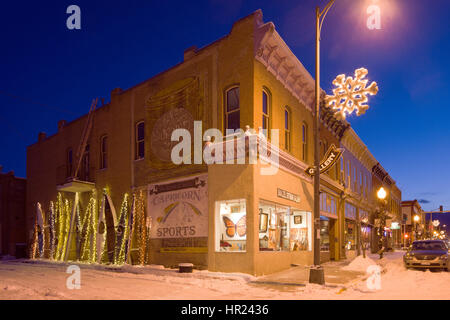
(148, 174, 208, 239)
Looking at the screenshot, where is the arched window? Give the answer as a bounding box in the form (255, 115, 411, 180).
(135, 121, 145, 160)
(100, 135, 108, 169)
(284, 107, 291, 151)
(262, 88, 271, 137)
(302, 123, 308, 162)
(225, 86, 240, 132)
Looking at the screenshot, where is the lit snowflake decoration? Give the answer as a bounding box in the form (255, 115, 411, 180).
(325, 68, 379, 120)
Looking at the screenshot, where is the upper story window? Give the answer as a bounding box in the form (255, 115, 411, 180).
(347, 160, 351, 188)
(100, 135, 108, 169)
(66, 148, 73, 177)
(225, 86, 240, 132)
(81, 144, 90, 181)
(136, 121, 145, 160)
(262, 89, 270, 136)
(302, 123, 308, 162)
(284, 107, 291, 152)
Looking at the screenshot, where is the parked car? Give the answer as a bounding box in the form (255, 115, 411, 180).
(403, 240, 449, 271)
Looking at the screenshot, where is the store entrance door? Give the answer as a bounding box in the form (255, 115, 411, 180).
(329, 219, 338, 260)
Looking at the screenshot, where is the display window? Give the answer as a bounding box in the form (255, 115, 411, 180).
(345, 219, 356, 250)
(320, 217, 330, 251)
(289, 210, 311, 251)
(258, 201, 311, 252)
(216, 199, 247, 252)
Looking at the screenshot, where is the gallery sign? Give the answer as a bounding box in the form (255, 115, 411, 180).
(305, 144, 343, 176)
(148, 174, 208, 239)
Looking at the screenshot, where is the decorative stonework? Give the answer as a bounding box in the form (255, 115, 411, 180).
(145, 77, 203, 174)
(254, 20, 316, 112)
(151, 108, 194, 162)
(341, 127, 377, 172)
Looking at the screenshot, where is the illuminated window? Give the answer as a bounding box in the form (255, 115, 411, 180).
(135, 121, 145, 160)
(262, 89, 271, 137)
(225, 86, 240, 132)
(320, 217, 330, 252)
(216, 199, 246, 252)
(100, 135, 107, 169)
(284, 107, 291, 151)
(259, 201, 311, 252)
(259, 202, 289, 251)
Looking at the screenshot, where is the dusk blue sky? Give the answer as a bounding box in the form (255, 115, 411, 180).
(1, 0, 449, 212)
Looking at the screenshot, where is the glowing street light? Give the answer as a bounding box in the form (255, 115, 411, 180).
(413, 215, 420, 223)
(377, 187, 387, 200)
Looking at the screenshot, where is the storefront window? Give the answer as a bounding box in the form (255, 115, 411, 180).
(259, 202, 289, 251)
(345, 219, 356, 250)
(258, 201, 311, 252)
(216, 199, 246, 252)
(320, 217, 330, 251)
(290, 210, 311, 251)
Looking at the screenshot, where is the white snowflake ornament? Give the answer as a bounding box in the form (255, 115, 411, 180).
(325, 68, 378, 120)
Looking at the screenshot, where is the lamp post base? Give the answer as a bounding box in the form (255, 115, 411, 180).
(309, 265, 325, 285)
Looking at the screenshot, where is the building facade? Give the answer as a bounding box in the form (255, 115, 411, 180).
(0, 168, 27, 257)
(401, 200, 424, 246)
(26, 10, 401, 275)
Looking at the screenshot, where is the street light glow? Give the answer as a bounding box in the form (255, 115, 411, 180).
(413, 215, 420, 223)
(377, 187, 387, 200)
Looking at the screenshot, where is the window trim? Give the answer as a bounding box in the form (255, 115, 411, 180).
(135, 121, 145, 160)
(262, 87, 271, 138)
(66, 147, 73, 178)
(302, 122, 308, 162)
(284, 106, 291, 152)
(224, 85, 240, 132)
(100, 135, 108, 170)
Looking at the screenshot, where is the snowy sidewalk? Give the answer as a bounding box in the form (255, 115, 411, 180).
(1, 250, 449, 299)
(251, 252, 391, 288)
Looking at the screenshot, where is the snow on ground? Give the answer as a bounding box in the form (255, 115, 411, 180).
(0, 251, 448, 300)
(342, 255, 377, 272)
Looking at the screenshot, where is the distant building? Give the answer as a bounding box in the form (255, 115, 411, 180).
(371, 164, 402, 250)
(401, 200, 424, 245)
(0, 167, 27, 257)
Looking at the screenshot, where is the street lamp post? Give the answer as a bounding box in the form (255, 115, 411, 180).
(309, 0, 378, 284)
(309, 0, 379, 284)
(377, 187, 387, 259)
(413, 214, 420, 241)
(309, 0, 336, 285)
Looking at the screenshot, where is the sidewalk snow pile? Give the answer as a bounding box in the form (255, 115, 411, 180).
(342, 255, 378, 272)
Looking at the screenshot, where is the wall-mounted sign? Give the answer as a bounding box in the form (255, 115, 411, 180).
(277, 188, 300, 203)
(305, 144, 344, 176)
(391, 222, 400, 230)
(148, 174, 208, 239)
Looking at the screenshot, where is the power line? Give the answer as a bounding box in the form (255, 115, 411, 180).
(0, 90, 78, 116)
